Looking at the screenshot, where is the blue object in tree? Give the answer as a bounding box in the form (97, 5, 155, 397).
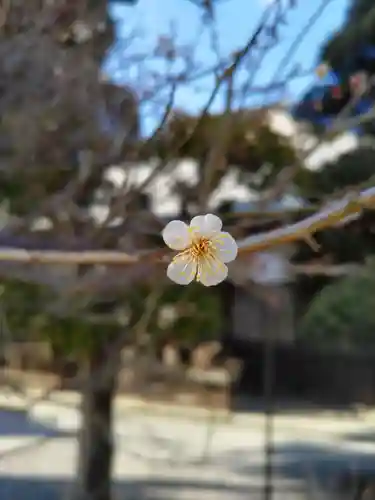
(354, 96, 373, 115)
(312, 115, 333, 127)
(302, 85, 326, 104)
(351, 96, 375, 135)
(361, 45, 375, 58)
(291, 99, 331, 126)
(317, 68, 340, 87)
(353, 126, 365, 136)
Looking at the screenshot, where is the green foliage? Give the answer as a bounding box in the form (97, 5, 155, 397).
(0, 281, 46, 337)
(298, 259, 375, 351)
(160, 283, 222, 344)
(322, 0, 375, 72)
(0, 279, 119, 357)
(126, 282, 223, 345)
(0, 277, 223, 360)
(349, 0, 375, 21)
(294, 147, 375, 263)
(297, 147, 375, 199)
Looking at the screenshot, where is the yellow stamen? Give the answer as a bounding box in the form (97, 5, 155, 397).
(174, 236, 219, 282)
(190, 237, 212, 258)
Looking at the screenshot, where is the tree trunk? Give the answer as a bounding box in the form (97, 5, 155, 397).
(75, 342, 119, 500)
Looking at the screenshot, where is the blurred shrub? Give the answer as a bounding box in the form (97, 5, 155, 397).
(298, 258, 375, 351)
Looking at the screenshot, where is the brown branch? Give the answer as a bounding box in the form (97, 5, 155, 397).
(291, 263, 361, 277)
(267, 0, 334, 84)
(237, 187, 374, 253)
(0, 187, 372, 266)
(125, 5, 273, 204)
(0, 248, 161, 265)
(197, 74, 234, 210)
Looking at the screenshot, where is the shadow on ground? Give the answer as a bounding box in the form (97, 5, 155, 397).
(211, 440, 375, 499)
(0, 409, 71, 438)
(0, 476, 306, 500)
(344, 430, 375, 443)
(0, 437, 369, 499)
(1, 407, 374, 499)
(232, 395, 364, 417)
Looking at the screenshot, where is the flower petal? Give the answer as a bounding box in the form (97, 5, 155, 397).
(162, 220, 191, 250)
(190, 213, 222, 237)
(197, 256, 228, 286)
(167, 254, 197, 285)
(212, 232, 238, 263)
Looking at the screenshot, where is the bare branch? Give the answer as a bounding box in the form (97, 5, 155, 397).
(238, 188, 372, 253)
(291, 263, 361, 277)
(0, 186, 368, 267)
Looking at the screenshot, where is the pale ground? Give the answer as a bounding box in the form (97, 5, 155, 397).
(1, 391, 375, 499)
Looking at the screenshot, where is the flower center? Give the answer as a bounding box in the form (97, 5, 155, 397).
(172, 236, 217, 283)
(190, 237, 211, 260)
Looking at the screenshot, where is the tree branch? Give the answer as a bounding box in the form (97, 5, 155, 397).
(0, 186, 372, 266)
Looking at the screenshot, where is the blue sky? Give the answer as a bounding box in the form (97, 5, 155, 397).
(108, 0, 350, 131)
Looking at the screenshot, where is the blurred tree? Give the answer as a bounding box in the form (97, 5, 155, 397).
(297, 147, 375, 201)
(2, 277, 223, 365)
(0, 0, 321, 497)
(298, 259, 375, 351)
(322, 0, 375, 73)
(154, 108, 296, 212)
(0, 2, 140, 500)
(292, 0, 375, 318)
(292, 147, 375, 316)
(294, 0, 375, 134)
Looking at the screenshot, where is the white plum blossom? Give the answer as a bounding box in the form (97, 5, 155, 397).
(162, 214, 238, 287)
